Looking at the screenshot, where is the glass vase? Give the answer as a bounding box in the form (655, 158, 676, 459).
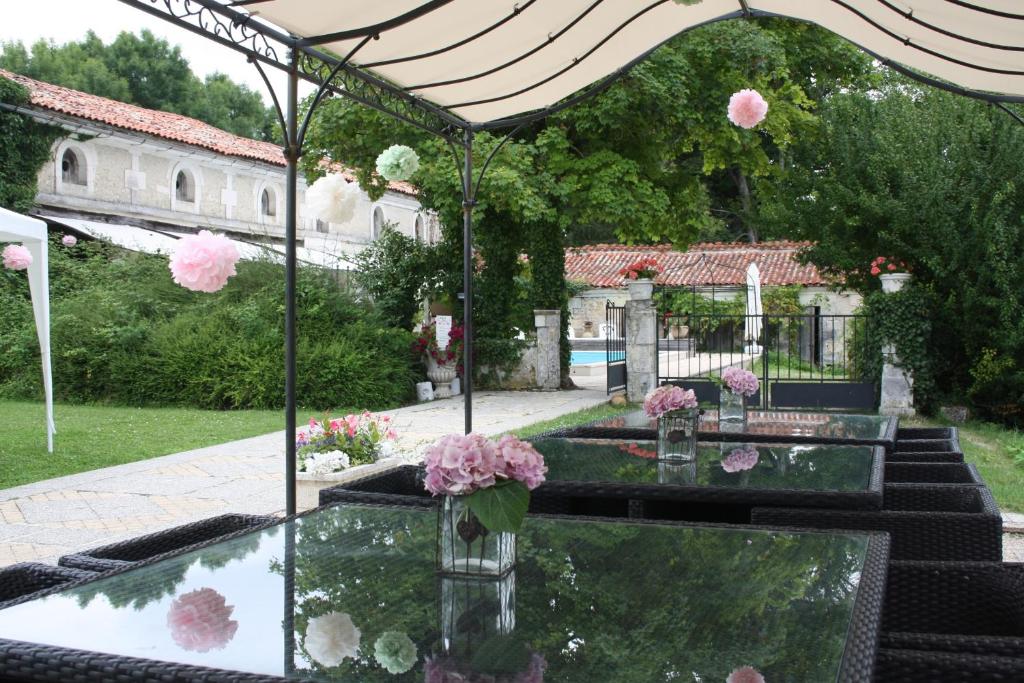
(440, 570, 516, 661)
(656, 408, 700, 462)
(437, 495, 516, 576)
(719, 388, 747, 426)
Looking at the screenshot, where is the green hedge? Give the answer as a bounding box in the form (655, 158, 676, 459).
(0, 239, 418, 410)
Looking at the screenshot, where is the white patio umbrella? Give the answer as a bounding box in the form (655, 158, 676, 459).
(0, 207, 55, 452)
(744, 262, 763, 354)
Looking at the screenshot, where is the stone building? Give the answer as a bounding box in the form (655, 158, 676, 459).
(0, 69, 436, 266)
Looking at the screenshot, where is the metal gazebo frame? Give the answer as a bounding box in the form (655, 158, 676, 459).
(115, 0, 1024, 516)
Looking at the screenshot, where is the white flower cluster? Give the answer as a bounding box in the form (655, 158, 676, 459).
(375, 144, 420, 181)
(305, 173, 360, 225)
(304, 451, 351, 476)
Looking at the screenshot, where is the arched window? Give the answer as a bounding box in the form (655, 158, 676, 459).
(260, 187, 276, 217)
(61, 148, 85, 186)
(371, 206, 385, 240)
(414, 214, 425, 242)
(175, 170, 195, 203)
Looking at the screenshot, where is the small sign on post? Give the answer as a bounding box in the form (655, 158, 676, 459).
(435, 315, 453, 351)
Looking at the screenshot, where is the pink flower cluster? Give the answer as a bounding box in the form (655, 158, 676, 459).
(722, 367, 759, 397)
(169, 230, 240, 293)
(167, 588, 239, 653)
(727, 666, 766, 683)
(721, 445, 759, 473)
(2, 244, 32, 270)
(727, 89, 768, 129)
(423, 432, 547, 496)
(643, 384, 698, 418)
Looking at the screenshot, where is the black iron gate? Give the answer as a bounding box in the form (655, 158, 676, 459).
(606, 302, 626, 394)
(656, 308, 876, 410)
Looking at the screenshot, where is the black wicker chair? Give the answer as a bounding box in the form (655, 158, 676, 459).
(885, 450, 965, 463)
(895, 438, 956, 453)
(0, 563, 95, 609)
(875, 648, 1024, 682)
(58, 513, 277, 572)
(751, 484, 1002, 561)
(884, 462, 983, 484)
(881, 561, 1024, 658)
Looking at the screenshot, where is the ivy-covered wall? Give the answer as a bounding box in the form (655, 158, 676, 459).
(0, 77, 61, 212)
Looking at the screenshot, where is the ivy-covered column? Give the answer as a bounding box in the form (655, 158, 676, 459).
(878, 273, 916, 416)
(625, 284, 658, 402)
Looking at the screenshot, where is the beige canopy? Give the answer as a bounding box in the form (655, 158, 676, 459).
(246, 0, 1024, 124)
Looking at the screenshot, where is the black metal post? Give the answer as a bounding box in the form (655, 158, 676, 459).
(284, 52, 299, 516)
(462, 128, 475, 434)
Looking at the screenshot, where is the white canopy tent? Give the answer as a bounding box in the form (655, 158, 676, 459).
(0, 207, 55, 452)
(744, 262, 763, 355)
(121, 0, 1024, 514)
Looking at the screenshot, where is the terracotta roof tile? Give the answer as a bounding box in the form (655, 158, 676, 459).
(0, 69, 416, 196)
(565, 241, 828, 287)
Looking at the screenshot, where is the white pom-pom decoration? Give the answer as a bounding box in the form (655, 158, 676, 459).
(305, 174, 360, 225)
(375, 145, 420, 181)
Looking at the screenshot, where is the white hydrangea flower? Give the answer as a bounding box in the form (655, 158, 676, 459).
(375, 145, 420, 181)
(305, 173, 359, 225)
(304, 451, 350, 476)
(373, 630, 417, 674)
(305, 611, 361, 667)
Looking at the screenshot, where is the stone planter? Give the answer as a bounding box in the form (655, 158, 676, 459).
(627, 278, 654, 301)
(669, 324, 689, 340)
(880, 272, 911, 293)
(295, 457, 401, 511)
(426, 355, 457, 398)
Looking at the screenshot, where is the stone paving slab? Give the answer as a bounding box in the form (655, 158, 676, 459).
(0, 386, 608, 567)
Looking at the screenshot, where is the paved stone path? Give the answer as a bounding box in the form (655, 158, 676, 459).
(0, 381, 608, 567)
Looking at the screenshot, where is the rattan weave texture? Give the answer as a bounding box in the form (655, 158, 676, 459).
(0, 563, 95, 610)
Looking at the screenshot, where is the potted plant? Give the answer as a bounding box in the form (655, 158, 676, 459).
(294, 412, 399, 510)
(870, 256, 911, 293)
(643, 384, 700, 461)
(711, 367, 759, 426)
(619, 257, 662, 300)
(413, 320, 464, 398)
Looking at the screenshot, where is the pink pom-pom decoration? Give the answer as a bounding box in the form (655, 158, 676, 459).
(167, 588, 238, 653)
(643, 384, 698, 419)
(727, 666, 766, 683)
(2, 244, 32, 270)
(721, 445, 759, 473)
(495, 435, 548, 490)
(169, 230, 239, 293)
(727, 89, 768, 129)
(61, 234, 77, 247)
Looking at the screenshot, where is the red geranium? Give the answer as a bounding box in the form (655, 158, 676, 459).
(869, 256, 909, 277)
(412, 320, 464, 369)
(618, 257, 662, 281)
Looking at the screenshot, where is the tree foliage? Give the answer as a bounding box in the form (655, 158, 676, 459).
(0, 30, 277, 140)
(764, 76, 1024, 422)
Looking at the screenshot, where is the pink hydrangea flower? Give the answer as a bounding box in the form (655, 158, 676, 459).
(495, 435, 548, 490)
(727, 666, 766, 683)
(423, 432, 502, 496)
(643, 384, 698, 418)
(722, 367, 759, 397)
(721, 445, 759, 473)
(2, 244, 32, 270)
(61, 234, 77, 247)
(168, 230, 239, 293)
(166, 588, 238, 653)
(727, 89, 768, 129)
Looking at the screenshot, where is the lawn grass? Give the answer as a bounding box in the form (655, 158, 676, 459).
(904, 415, 1024, 513)
(0, 400, 292, 489)
(510, 401, 634, 439)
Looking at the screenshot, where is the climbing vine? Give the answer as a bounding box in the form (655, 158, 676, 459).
(0, 77, 61, 212)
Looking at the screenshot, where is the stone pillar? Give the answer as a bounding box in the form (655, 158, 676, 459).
(534, 309, 561, 391)
(625, 287, 658, 402)
(878, 273, 916, 416)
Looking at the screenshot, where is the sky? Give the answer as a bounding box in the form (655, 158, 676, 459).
(0, 0, 309, 103)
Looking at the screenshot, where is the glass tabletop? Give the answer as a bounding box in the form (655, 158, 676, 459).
(581, 410, 896, 445)
(0, 504, 877, 682)
(531, 438, 878, 494)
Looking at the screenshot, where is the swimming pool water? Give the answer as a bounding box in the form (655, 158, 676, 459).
(570, 351, 624, 365)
